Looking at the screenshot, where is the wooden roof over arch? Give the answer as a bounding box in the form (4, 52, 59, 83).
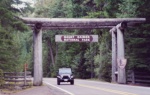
(21, 17, 146, 30)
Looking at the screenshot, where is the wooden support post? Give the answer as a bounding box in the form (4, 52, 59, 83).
(110, 27, 117, 83)
(33, 23, 43, 86)
(116, 22, 126, 84)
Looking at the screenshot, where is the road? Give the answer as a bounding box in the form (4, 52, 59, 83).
(43, 78, 150, 95)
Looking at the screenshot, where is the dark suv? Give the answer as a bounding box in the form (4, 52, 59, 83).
(57, 68, 74, 85)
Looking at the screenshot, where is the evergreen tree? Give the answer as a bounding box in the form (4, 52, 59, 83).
(0, 0, 29, 72)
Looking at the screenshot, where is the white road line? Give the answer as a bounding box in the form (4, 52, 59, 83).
(44, 81, 74, 95)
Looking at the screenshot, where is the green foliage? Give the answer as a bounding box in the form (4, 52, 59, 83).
(125, 26, 150, 71)
(116, 0, 138, 17)
(0, 0, 28, 31)
(0, 0, 31, 72)
(94, 31, 111, 81)
(35, 0, 73, 18)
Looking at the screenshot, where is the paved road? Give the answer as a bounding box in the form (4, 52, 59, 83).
(43, 78, 150, 95)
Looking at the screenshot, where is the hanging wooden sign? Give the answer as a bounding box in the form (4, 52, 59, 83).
(55, 35, 98, 42)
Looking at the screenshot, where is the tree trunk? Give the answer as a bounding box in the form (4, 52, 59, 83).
(55, 43, 58, 65)
(47, 38, 55, 66)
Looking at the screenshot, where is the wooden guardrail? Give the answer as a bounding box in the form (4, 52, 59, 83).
(3, 71, 32, 88)
(127, 70, 150, 86)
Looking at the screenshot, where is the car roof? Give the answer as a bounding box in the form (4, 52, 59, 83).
(59, 68, 71, 70)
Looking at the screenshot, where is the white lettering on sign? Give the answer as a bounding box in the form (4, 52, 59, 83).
(55, 35, 98, 42)
(64, 36, 75, 39)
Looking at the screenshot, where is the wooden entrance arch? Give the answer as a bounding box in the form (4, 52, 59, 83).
(21, 17, 146, 86)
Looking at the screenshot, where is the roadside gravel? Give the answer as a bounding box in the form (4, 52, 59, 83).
(0, 84, 69, 95)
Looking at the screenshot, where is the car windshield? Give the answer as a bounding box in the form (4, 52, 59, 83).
(59, 68, 72, 74)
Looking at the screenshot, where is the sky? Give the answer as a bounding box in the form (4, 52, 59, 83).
(21, 0, 35, 4)
(15, 0, 35, 8)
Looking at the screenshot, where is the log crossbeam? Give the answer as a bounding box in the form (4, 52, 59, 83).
(21, 17, 146, 30)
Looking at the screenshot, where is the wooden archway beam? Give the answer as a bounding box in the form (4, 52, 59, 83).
(21, 17, 146, 30)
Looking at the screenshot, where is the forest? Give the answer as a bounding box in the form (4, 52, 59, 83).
(0, 0, 150, 82)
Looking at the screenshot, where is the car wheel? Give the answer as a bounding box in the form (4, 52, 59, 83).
(57, 80, 60, 85)
(70, 80, 74, 85)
